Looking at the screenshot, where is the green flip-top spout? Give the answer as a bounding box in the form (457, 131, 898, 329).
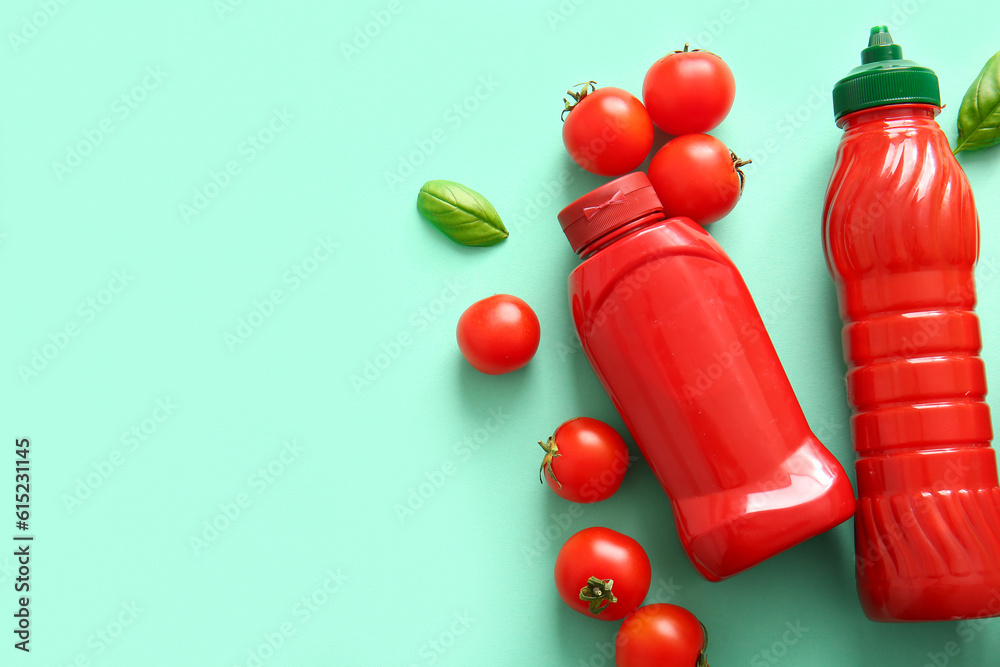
(832, 25, 940, 122)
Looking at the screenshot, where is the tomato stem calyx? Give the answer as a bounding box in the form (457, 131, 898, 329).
(561, 81, 597, 122)
(731, 150, 751, 196)
(671, 42, 702, 54)
(697, 620, 710, 667)
(538, 437, 562, 488)
(579, 576, 618, 614)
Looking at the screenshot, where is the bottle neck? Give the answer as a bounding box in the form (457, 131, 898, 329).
(837, 103, 941, 130)
(577, 211, 667, 260)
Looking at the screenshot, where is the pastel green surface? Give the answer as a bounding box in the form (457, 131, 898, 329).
(3, 1, 1000, 665)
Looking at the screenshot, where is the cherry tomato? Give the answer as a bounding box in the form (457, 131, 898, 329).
(539, 417, 629, 503)
(554, 527, 651, 621)
(615, 604, 709, 667)
(456, 294, 540, 375)
(562, 83, 654, 177)
(642, 44, 735, 135)
(647, 133, 749, 225)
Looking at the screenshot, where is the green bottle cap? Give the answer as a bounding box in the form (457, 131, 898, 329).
(832, 26, 940, 122)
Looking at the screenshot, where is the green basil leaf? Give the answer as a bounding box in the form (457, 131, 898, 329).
(955, 50, 1000, 154)
(417, 180, 508, 247)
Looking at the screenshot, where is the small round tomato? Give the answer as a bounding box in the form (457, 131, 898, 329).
(456, 294, 540, 375)
(615, 604, 709, 667)
(555, 527, 651, 621)
(647, 133, 749, 225)
(539, 417, 629, 503)
(562, 82, 654, 177)
(642, 44, 735, 135)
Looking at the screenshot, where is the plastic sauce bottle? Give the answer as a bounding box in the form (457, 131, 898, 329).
(824, 26, 1000, 622)
(559, 172, 856, 581)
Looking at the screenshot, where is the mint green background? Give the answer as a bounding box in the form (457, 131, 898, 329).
(3, 1, 1000, 665)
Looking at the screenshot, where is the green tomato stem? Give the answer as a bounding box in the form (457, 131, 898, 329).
(561, 81, 597, 122)
(732, 150, 751, 196)
(697, 620, 710, 667)
(538, 437, 562, 488)
(579, 576, 618, 614)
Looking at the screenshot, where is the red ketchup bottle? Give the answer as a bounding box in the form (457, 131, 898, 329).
(559, 172, 856, 580)
(824, 27, 1000, 622)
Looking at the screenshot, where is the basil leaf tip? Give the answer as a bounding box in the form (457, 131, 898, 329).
(955, 50, 1000, 155)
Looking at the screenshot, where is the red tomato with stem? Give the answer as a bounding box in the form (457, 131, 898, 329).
(642, 44, 735, 135)
(562, 82, 654, 177)
(647, 133, 749, 225)
(554, 527, 651, 621)
(615, 604, 709, 667)
(456, 294, 540, 375)
(539, 417, 629, 503)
